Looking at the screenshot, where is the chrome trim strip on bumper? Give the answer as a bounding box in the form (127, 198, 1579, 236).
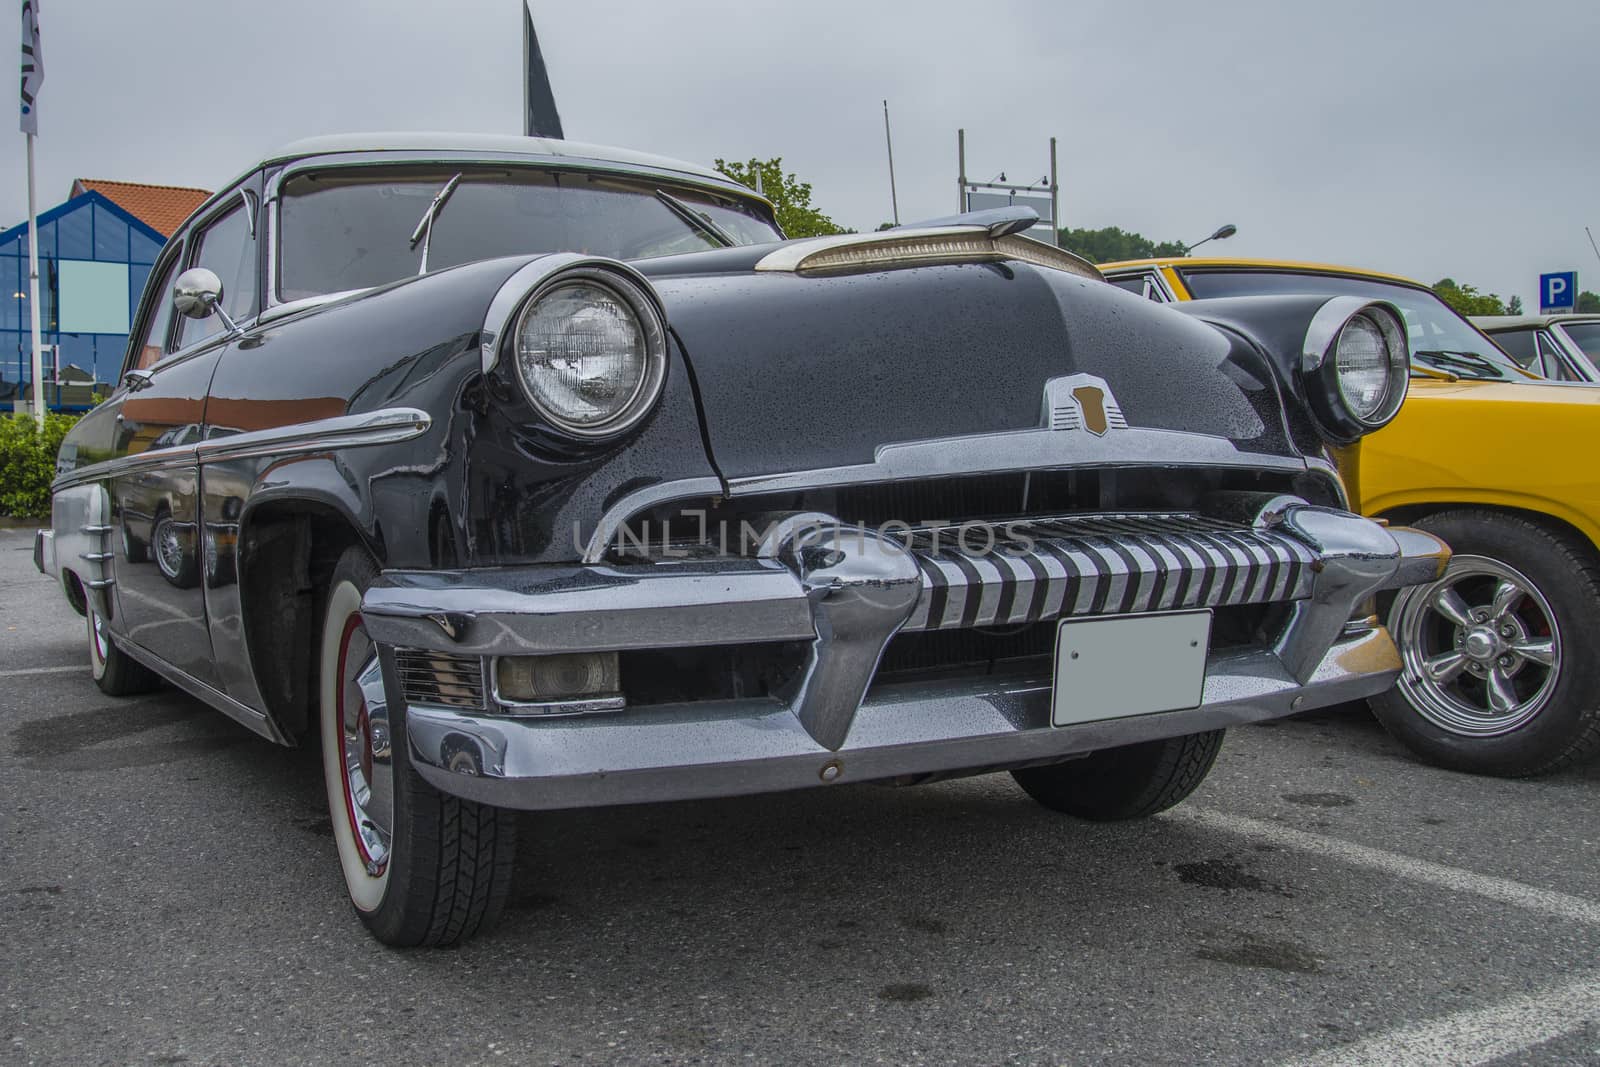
(33, 528, 53, 577)
(404, 627, 1400, 811)
(363, 500, 1448, 767)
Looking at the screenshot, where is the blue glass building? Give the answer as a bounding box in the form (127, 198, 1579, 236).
(0, 186, 188, 412)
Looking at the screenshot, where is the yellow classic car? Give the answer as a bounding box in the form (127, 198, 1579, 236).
(1102, 258, 1599, 776)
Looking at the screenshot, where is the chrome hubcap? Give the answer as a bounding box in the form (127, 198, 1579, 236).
(1393, 554, 1560, 736)
(338, 620, 393, 874)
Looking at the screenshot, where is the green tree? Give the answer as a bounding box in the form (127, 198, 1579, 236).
(1578, 290, 1600, 313)
(0, 411, 77, 518)
(1056, 225, 1188, 264)
(714, 157, 848, 238)
(1431, 278, 1509, 317)
(1507, 295, 1524, 315)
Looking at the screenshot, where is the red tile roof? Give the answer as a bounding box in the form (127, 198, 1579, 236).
(70, 179, 213, 237)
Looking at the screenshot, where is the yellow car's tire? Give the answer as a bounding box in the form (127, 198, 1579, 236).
(1370, 510, 1600, 777)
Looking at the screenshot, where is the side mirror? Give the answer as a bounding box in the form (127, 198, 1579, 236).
(173, 267, 224, 319)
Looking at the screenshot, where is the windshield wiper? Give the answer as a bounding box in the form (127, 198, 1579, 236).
(654, 189, 736, 248)
(408, 173, 464, 275)
(1413, 349, 1510, 380)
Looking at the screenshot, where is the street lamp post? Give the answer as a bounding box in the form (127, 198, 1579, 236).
(1183, 223, 1237, 254)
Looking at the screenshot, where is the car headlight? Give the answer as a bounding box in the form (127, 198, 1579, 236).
(1302, 298, 1409, 442)
(510, 267, 667, 438)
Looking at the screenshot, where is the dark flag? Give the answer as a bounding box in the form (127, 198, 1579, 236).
(523, 3, 563, 140)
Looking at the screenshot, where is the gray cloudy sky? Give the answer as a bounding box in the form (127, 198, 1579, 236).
(7, 0, 1598, 306)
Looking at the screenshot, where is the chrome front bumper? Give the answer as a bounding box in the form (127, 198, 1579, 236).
(360, 500, 1448, 810)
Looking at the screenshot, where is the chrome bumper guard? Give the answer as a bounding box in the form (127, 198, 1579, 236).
(360, 498, 1448, 810)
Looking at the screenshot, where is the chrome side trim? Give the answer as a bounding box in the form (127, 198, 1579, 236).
(583, 475, 724, 563)
(727, 424, 1309, 497)
(113, 635, 289, 745)
(52, 408, 431, 492)
(52, 443, 196, 492)
(195, 407, 431, 465)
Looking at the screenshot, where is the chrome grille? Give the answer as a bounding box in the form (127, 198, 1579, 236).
(394, 649, 486, 709)
(899, 513, 1319, 632)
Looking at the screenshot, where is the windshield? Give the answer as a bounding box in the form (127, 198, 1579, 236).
(1179, 269, 1527, 381)
(276, 166, 782, 301)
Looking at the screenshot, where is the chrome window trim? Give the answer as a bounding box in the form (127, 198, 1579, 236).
(1103, 267, 1177, 303)
(1543, 325, 1599, 382)
(52, 408, 432, 492)
(261, 151, 774, 310)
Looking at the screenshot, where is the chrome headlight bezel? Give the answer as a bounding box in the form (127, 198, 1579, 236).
(482, 257, 669, 441)
(511, 267, 668, 439)
(1300, 297, 1410, 443)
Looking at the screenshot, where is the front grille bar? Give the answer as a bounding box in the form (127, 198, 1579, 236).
(899, 513, 1319, 632)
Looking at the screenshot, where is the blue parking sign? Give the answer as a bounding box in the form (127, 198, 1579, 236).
(1540, 271, 1577, 313)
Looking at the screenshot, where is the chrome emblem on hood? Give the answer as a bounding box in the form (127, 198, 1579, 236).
(1044, 374, 1127, 437)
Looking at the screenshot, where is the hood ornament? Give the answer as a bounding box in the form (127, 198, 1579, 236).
(1044, 374, 1127, 437)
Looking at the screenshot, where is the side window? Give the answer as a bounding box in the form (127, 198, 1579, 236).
(1489, 328, 1537, 368)
(130, 257, 181, 371)
(176, 202, 257, 350)
(1536, 332, 1575, 381)
(1108, 272, 1166, 302)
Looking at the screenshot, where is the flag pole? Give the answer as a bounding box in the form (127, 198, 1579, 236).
(882, 100, 899, 227)
(26, 131, 44, 427)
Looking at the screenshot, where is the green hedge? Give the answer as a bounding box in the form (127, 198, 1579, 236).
(0, 412, 79, 520)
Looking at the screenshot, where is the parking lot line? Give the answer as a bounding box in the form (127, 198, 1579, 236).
(0, 665, 83, 678)
(1173, 808, 1600, 926)
(1278, 971, 1600, 1067)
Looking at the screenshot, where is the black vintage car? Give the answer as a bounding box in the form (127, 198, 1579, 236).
(37, 134, 1447, 946)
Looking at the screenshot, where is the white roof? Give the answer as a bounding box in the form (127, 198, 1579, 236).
(263, 132, 741, 190)
(1471, 313, 1600, 329)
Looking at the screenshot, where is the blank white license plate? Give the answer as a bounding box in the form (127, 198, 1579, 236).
(1052, 611, 1212, 727)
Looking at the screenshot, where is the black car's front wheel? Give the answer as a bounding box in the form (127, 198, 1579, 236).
(1369, 510, 1600, 776)
(320, 546, 517, 946)
(1011, 730, 1225, 820)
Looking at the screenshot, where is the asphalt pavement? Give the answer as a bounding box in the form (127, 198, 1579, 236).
(2, 525, 1597, 1066)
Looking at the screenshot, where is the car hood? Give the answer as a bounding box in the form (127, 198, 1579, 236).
(641, 259, 1297, 481)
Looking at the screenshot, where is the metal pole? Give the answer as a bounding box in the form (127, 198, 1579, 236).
(27, 134, 45, 428)
(1049, 136, 1060, 248)
(882, 100, 899, 226)
(957, 128, 967, 212)
(1586, 226, 1600, 269)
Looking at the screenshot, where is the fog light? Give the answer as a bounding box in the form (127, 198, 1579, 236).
(494, 653, 622, 713)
